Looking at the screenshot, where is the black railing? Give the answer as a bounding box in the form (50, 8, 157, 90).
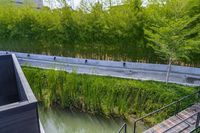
(196, 112, 200, 129)
(133, 89, 200, 133)
(118, 123, 127, 133)
(165, 112, 200, 132)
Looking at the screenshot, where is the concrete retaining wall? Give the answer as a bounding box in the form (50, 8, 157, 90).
(1, 51, 200, 86)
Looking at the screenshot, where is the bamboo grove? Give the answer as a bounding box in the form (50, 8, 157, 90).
(0, 0, 199, 66)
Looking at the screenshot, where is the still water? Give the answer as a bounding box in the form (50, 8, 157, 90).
(39, 107, 147, 133)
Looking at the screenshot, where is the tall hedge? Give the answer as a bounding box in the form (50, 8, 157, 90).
(0, 0, 199, 66)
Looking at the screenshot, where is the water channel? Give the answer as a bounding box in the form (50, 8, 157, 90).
(39, 107, 147, 133)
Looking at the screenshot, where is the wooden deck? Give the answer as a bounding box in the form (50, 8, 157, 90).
(143, 103, 200, 133)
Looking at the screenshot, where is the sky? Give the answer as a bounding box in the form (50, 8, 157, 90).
(43, 0, 148, 9)
(43, 0, 81, 9)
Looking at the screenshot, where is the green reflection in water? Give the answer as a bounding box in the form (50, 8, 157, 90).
(39, 107, 147, 133)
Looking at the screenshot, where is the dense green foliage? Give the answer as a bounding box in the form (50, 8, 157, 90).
(23, 67, 198, 124)
(0, 0, 199, 66)
(145, 0, 200, 65)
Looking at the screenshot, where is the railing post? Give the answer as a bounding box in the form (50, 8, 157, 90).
(124, 123, 127, 133)
(133, 121, 137, 133)
(175, 101, 180, 115)
(195, 112, 200, 129)
(118, 123, 127, 133)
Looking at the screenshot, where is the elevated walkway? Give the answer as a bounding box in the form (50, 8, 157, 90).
(118, 90, 200, 133)
(143, 103, 200, 133)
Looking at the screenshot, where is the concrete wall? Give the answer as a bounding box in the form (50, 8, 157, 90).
(0, 51, 200, 86)
(15, 0, 43, 8)
(34, 0, 43, 8)
(5, 51, 200, 75)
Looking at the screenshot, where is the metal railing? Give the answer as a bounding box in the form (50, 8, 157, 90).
(133, 89, 200, 133)
(164, 112, 200, 133)
(196, 112, 200, 129)
(118, 123, 127, 133)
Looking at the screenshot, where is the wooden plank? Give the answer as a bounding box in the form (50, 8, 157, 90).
(143, 103, 200, 133)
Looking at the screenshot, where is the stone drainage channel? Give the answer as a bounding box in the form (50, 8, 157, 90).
(0, 51, 200, 87)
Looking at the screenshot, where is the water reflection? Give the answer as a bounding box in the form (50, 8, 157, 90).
(39, 107, 147, 133)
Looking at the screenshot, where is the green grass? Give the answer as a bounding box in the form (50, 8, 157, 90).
(23, 67, 199, 125)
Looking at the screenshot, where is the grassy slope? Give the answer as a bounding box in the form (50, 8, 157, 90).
(23, 67, 198, 124)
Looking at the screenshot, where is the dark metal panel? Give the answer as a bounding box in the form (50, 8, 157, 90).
(0, 55, 19, 106)
(12, 54, 37, 103)
(0, 54, 41, 133)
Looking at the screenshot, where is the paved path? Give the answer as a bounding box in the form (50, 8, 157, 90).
(143, 103, 200, 133)
(0, 51, 200, 86)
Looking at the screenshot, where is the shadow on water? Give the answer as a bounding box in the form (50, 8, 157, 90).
(39, 107, 148, 133)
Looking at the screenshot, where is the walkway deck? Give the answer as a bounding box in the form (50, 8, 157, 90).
(143, 103, 200, 133)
